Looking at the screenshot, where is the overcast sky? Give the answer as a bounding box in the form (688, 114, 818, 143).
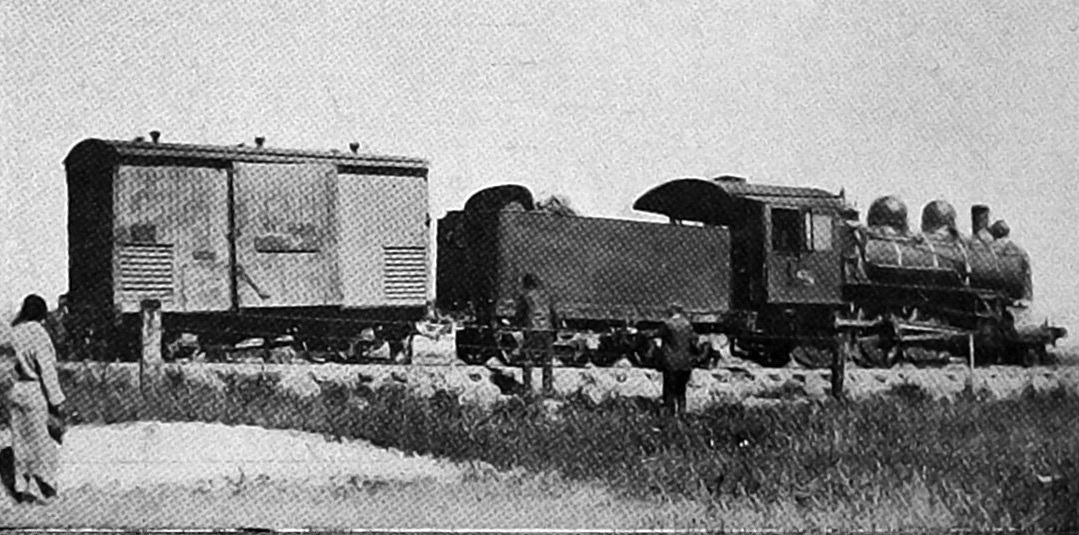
(2, 0, 1077, 339)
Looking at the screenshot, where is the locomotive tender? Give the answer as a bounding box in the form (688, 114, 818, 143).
(62, 134, 1064, 367)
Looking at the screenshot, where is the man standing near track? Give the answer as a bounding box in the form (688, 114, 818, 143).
(515, 273, 556, 397)
(654, 302, 697, 417)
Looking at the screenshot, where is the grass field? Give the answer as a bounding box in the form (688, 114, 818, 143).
(323, 384, 1079, 531)
(5, 362, 1079, 530)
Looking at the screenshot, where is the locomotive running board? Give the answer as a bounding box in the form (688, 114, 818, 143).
(835, 317, 970, 339)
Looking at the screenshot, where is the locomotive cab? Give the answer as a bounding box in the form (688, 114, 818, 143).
(635, 176, 853, 367)
(634, 176, 852, 308)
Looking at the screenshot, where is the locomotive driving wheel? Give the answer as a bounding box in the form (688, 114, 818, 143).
(901, 346, 952, 367)
(852, 334, 900, 368)
(791, 344, 837, 369)
(592, 334, 625, 367)
(758, 343, 793, 367)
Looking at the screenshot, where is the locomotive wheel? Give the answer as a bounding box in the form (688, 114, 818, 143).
(853, 335, 899, 368)
(1019, 345, 1050, 367)
(630, 338, 661, 369)
(902, 347, 950, 367)
(556, 341, 587, 368)
(757, 344, 792, 367)
(791, 345, 837, 369)
(591, 346, 622, 367)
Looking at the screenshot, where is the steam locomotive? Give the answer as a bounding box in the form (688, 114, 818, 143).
(62, 135, 1066, 367)
(440, 178, 1065, 368)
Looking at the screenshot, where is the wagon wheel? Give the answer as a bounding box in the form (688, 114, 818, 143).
(455, 328, 497, 365)
(392, 335, 413, 365)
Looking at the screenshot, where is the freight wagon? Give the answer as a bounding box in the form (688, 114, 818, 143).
(64, 133, 430, 360)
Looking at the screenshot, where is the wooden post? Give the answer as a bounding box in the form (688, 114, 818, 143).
(141, 299, 163, 366)
(967, 333, 976, 391)
(832, 331, 848, 400)
(140, 299, 163, 419)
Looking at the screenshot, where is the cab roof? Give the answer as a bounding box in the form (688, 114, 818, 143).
(634, 176, 850, 227)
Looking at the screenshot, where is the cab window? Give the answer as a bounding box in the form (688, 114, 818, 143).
(772, 209, 804, 252)
(772, 208, 832, 252)
(811, 213, 833, 251)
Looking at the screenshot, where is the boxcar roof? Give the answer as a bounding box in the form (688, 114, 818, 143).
(64, 138, 428, 169)
(634, 176, 848, 226)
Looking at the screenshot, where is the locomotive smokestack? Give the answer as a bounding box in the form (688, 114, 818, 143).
(972, 204, 990, 237)
(149, 131, 161, 143)
(255, 136, 265, 148)
(349, 142, 360, 154)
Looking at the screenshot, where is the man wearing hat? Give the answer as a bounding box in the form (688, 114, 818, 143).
(515, 273, 557, 396)
(653, 302, 697, 417)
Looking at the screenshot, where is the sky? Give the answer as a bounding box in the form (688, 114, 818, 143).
(2, 0, 1077, 341)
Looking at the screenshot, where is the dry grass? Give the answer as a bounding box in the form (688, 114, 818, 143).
(0, 465, 962, 531)
(5, 363, 1079, 531)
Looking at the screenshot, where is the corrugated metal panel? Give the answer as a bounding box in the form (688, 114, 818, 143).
(118, 244, 174, 299)
(67, 138, 427, 169)
(384, 246, 427, 300)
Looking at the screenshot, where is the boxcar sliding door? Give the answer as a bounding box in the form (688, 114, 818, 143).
(232, 162, 342, 308)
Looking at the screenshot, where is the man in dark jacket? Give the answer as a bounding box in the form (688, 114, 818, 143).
(515, 273, 556, 396)
(655, 302, 697, 417)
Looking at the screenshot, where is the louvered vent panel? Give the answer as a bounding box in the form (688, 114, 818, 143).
(383, 246, 427, 300)
(119, 244, 174, 299)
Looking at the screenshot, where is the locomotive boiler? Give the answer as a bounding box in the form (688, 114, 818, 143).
(842, 196, 1064, 366)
